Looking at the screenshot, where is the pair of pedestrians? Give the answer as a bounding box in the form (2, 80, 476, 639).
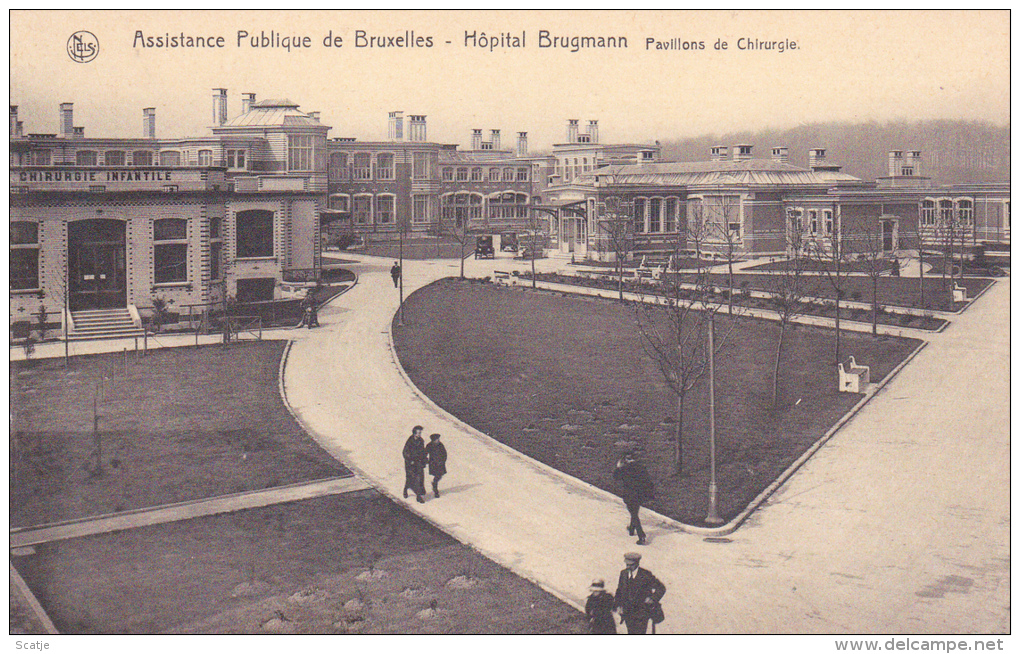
(586, 552, 667, 635)
(402, 425, 446, 503)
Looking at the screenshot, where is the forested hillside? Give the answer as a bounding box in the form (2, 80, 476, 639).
(659, 120, 1009, 184)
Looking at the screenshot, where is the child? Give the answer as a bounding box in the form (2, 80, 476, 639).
(585, 578, 617, 634)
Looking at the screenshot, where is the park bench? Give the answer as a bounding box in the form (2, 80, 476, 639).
(635, 268, 655, 283)
(952, 282, 968, 303)
(838, 356, 871, 394)
(493, 270, 513, 286)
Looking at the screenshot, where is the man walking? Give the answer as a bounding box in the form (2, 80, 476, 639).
(614, 552, 666, 634)
(390, 261, 401, 288)
(402, 425, 427, 503)
(613, 452, 655, 545)
(424, 433, 447, 498)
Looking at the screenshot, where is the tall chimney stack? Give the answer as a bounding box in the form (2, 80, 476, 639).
(471, 128, 482, 150)
(771, 146, 789, 164)
(808, 147, 827, 170)
(10, 106, 18, 137)
(388, 111, 404, 140)
(59, 102, 74, 138)
(408, 115, 427, 142)
(887, 150, 903, 177)
(143, 107, 156, 138)
(241, 92, 256, 114)
(588, 120, 599, 144)
(490, 129, 501, 151)
(212, 88, 228, 126)
(517, 132, 528, 156)
(567, 119, 579, 143)
(907, 150, 922, 176)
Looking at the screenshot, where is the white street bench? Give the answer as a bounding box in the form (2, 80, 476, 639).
(952, 283, 968, 303)
(493, 270, 513, 286)
(838, 356, 871, 393)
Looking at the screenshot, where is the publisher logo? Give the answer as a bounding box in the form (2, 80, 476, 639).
(67, 31, 99, 63)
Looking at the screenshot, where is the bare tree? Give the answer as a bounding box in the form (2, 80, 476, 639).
(847, 216, 888, 336)
(441, 200, 473, 279)
(522, 204, 552, 290)
(763, 214, 809, 408)
(596, 193, 634, 302)
(704, 195, 742, 315)
(805, 208, 855, 364)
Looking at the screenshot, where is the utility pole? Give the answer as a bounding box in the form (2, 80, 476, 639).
(705, 313, 723, 525)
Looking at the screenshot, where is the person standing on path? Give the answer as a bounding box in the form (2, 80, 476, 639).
(402, 425, 427, 503)
(424, 433, 447, 498)
(585, 579, 617, 634)
(390, 261, 401, 288)
(613, 452, 656, 545)
(613, 552, 666, 634)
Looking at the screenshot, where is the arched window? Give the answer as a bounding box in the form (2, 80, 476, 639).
(209, 217, 223, 280)
(376, 195, 395, 224)
(457, 167, 469, 182)
(235, 210, 274, 258)
(471, 167, 483, 182)
(956, 199, 973, 225)
(329, 152, 348, 180)
(153, 218, 188, 283)
(159, 151, 181, 167)
(939, 199, 954, 225)
(488, 167, 500, 182)
(443, 193, 483, 228)
(502, 168, 514, 182)
(353, 195, 372, 225)
(633, 198, 647, 233)
(648, 198, 662, 233)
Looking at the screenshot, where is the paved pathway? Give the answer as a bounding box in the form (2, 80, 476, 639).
(10, 476, 372, 548)
(283, 253, 1009, 633)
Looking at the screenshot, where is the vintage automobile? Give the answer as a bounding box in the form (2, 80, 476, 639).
(500, 232, 519, 252)
(474, 235, 495, 259)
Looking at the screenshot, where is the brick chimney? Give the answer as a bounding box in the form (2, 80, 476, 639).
(710, 145, 729, 162)
(733, 144, 753, 161)
(212, 88, 228, 126)
(10, 106, 18, 137)
(59, 102, 73, 138)
(408, 115, 427, 142)
(808, 148, 826, 170)
(471, 128, 482, 149)
(491, 129, 501, 151)
(567, 119, 579, 143)
(241, 92, 257, 114)
(388, 111, 404, 140)
(771, 146, 789, 164)
(143, 107, 156, 138)
(587, 120, 599, 144)
(906, 150, 922, 176)
(887, 150, 903, 176)
(517, 132, 528, 156)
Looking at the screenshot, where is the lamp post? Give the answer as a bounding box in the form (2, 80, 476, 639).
(398, 219, 404, 327)
(705, 312, 723, 525)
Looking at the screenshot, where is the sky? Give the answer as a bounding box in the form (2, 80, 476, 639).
(9, 10, 1011, 150)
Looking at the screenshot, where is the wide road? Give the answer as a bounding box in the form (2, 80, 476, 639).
(284, 253, 1009, 634)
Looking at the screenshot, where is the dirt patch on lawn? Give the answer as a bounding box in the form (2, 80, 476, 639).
(10, 342, 348, 528)
(13, 493, 586, 634)
(393, 278, 922, 526)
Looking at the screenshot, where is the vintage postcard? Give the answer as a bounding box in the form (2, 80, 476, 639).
(8, 9, 1010, 648)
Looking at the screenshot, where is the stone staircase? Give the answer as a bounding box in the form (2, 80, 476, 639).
(68, 307, 145, 342)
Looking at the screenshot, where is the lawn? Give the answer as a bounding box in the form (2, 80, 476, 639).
(10, 342, 349, 527)
(13, 494, 586, 634)
(393, 278, 922, 526)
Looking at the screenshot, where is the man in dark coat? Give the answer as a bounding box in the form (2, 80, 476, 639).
(402, 425, 427, 503)
(614, 552, 666, 634)
(613, 452, 655, 545)
(424, 433, 447, 498)
(390, 261, 401, 288)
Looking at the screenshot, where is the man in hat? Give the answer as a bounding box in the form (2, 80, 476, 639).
(424, 433, 447, 498)
(402, 425, 428, 503)
(390, 261, 402, 288)
(614, 552, 666, 634)
(613, 452, 656, 545)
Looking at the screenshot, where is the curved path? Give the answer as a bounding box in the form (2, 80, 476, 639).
(281, 253, 1008, 634)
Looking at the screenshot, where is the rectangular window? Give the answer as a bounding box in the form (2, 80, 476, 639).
(76, 150, 98, 166)
(288, 135, 314, 172)
(210, 241, 223, 280)
(664, 198, 677, 232)
(235, 210, 274, 258)
(154, 219, 187, 241)
(133, 150, 153, 166)
(502, 168, 514, 182)
(198, 150, 213, 166)
(104, 151, 126, 166)
(517, 167, 529, 182)
(328, 152, 347, 179)
(489, 168, 500, 182)
(633, 198, 646, 233)
(456, 167, 468, 182)
(957, 200, 973, 225)
(442, 167, 454, 182)
(353, 196, 372, 224)
(376, 196, 395, 224)
(154, 243, 188, 283)
(413, 195, 430, 223)
(413, 152, 429, 180)
(649, 198, 662, 233)
(376, 153, 394, 180)
(31, 150, 51, 166)
(824, 210, 833, 235)
(471, 167, 482, 182)
(809, 210, 818, 234)
(10, 249, 39, 290)
(329, 195, 350, 212)
(226, 149, 247, 169)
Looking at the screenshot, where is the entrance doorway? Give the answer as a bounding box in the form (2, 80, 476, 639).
(68, 219, 127, 311)
(881, 220, 896, 252)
